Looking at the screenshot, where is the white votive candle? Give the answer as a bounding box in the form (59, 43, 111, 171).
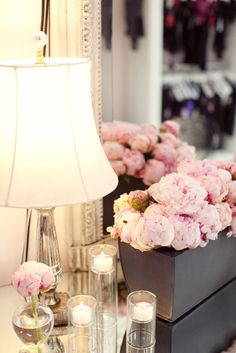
(133, 301, 153, 322)
(93, 251, 113, 273)
(72, 302, 92, 326)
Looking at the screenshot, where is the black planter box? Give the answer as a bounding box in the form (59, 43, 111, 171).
(120, 278, 236, 353)
(103, 176, 146, 233)
(119, 232, 236, 322)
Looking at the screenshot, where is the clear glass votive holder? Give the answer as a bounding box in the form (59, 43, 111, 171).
(88, 244, 118, 353)
(126, 290, 156, 353)
(67, 295, 97, 353)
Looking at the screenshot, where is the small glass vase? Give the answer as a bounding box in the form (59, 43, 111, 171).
(12, 300, 54, 353)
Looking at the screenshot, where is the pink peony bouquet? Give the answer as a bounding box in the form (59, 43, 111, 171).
(102, 120, 196, 185)
(108, 160, 236, 251)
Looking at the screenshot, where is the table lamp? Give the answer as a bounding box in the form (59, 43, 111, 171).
(0, 32, 118, 308)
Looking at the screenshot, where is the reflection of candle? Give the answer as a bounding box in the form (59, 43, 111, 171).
(133, 301, 153, 322)
(93, 251, 113, 273)
(72, 302, 92, 325)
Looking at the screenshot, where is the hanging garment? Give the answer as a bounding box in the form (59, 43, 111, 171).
(102, 0, 113, 49)
(125, 0, 144, 49)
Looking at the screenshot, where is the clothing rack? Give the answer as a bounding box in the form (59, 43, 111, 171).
(162, 70, 236, 150)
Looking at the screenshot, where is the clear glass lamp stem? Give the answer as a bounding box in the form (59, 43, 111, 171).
(36, 208, 62, 306)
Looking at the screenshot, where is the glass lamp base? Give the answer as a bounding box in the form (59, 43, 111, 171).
(46, 292, 70, 327)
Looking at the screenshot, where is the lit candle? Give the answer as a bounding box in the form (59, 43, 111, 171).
(93, 251, 113, 273)
(72, 302, 92, 326)
(133, 301, 153, 322)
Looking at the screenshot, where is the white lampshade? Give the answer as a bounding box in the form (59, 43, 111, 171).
(0, 58, 118, 208)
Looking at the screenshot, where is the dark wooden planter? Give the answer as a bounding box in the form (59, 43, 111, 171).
(120, 278, 236, 353)
(119, 232, 236, 322)
(103, 176, 146, 234)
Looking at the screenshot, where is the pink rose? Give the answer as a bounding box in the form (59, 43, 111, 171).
(215, 203, 232, 230)
(128, 190, 149, 212)
(152, 143, 177, 165)
(148, 173, 207, 215)
(160, 120, 180, 137)
(12, 261, 54, 297)
(129, 133, 156, 153)
(110, 160, 126, 176)
(132, 214, 174, 251)
(193, 202, 222, 240)
(226, 181, 236, 207)
(103, 141, 125, 160)
(197, 174, 228, 204)
(170, 215, 201, 250)
(122, 149, 145, 177)
(139, 159, 166, 186)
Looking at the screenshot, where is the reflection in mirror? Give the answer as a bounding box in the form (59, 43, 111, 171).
(102, 0, 113, 122)
(110, 0, 236, 159)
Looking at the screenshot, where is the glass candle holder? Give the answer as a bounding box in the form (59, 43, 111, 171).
(88, 244, 118, 353)
(126, 291, 156, 353)
(67, 295, 97, 353)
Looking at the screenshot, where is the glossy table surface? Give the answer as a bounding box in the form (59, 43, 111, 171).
(0, 272, 126, 353)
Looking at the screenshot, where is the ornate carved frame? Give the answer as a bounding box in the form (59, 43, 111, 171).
(49, 0, 104, 271)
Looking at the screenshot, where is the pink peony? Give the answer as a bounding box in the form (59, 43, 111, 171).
(128, 190, 149, 212)
(102, 121, 139, 144)
(230, 163, 236, 180)
(129, 133, 156, 153)
(231, 207, 236, 237)
(217, 168, 232, 183)
(122, 149, 145, 177)
(12, 261, 54, 297)
(159, 132, 181, 148)
(132, 214, 174, 251)
(215, 202, 232, 231)
(160, 120, 180, 137)
(113, 193, 130, 213)
(226, 181, 236, 206)
(176, 143, 196, 163)
(148, 173, 207, 215)
(177, 159, 218, 178)
(110, 160, 126, 176)
(143, 203, 166, 219)
(108, 209, 142, 243)
(197, 174, 228, 204)
(103, 141, 125, 160)
(139, 123, 159, 140)
(170, 215, 201, 250)
(139, 159, 166, 186)
(152, 143, 177, 165)
(193, 202, 222, 240)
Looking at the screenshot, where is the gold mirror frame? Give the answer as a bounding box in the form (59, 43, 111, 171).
(50, 0, 103, 271)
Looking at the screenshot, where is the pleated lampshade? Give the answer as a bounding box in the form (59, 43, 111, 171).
(0, 58, 118, 208)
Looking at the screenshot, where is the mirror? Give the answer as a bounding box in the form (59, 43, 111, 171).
(110, 0, 236, 159)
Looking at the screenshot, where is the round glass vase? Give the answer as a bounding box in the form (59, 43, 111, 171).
(12, 300, 54, 353)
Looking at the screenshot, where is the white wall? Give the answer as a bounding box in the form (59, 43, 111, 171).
(0, 0, 69, 286)
(112, 0, 163, 127)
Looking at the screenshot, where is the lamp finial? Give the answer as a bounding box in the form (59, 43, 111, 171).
(32, 31, 48, 65)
